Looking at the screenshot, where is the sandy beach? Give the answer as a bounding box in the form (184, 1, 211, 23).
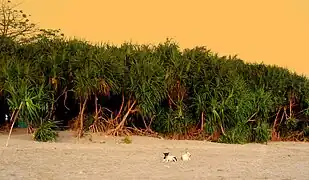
(0, 130, 309, 180)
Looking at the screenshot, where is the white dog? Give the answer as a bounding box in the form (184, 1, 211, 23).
(162, 152, 178, 162)
(181, 151, 191, 161)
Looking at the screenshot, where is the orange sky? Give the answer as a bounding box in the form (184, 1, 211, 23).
(18, 0, 309, 76)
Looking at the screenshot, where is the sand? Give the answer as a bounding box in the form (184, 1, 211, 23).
(0, 130, 309, 180)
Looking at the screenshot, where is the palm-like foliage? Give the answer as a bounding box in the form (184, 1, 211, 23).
(3, 3, 308, 144)
(1, 36, 309, 144)
(151, 40, 194, 135)
(72, 41, 124, 137)
(126, 44, 167, 115)
(2, 57, 51, 128)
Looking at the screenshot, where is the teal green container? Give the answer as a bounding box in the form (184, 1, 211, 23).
(18, 121, 27, 128)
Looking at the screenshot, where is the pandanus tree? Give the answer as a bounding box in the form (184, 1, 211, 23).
(88, 44, 123, 134)
(153, 40, 193, 135)
(74, 64, 96, 137)
(72, 41, 97, 137)
(2, 27, 309, 144)
(72, 41, 122, 138)
(187, 48, 243, 139)
(36, 39, 72, 121)
(116, 44, 167, 135)
(2, 58, 51, 146)
(183, 47, 213, 132)
(8, 36, 69, 126)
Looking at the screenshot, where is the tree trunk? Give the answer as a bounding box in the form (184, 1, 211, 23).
(94, 95, 98, 123)
(78, 97, 88, 138)
(201, 112, 204, 131)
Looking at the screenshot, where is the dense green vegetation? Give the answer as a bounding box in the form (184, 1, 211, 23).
(1, 0, 309, 144)
(1, 35, 309, 144)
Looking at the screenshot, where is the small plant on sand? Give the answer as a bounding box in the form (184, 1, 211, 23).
(33, 120, 58, 142)
(121, 136, 132, 144)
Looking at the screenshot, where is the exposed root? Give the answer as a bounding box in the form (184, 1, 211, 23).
(107, 99, 137, 136)
(89, 97, 107, 133)
(89, 112, 108, 134)
(89, 120, 106, 133)
(88, 95, 124, 134)
(27, 125, 34, 134)
(284, 131, 305, 141)
(207, 130, 221, 142)
(141, 115, 156, 134)
(68, 116, 79, 131)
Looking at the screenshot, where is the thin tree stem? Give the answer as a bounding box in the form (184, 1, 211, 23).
(6, 102, 23, 147)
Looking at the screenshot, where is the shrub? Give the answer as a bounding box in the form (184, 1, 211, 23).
(33, 120, 58, 142)
(121, 136, 132, 144)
